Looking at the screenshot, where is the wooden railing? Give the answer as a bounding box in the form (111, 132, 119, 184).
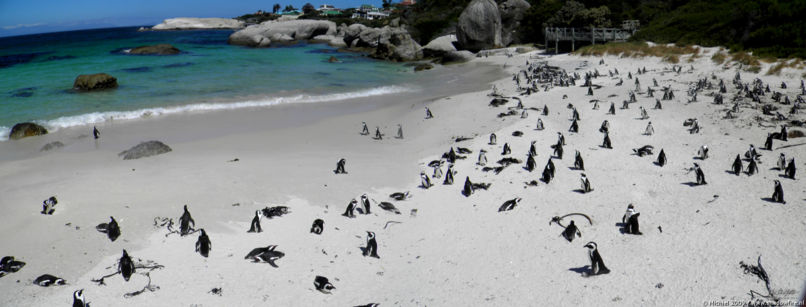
(544, 27, 634, 53)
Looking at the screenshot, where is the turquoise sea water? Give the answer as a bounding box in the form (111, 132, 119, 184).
(0, 27, 412, 140)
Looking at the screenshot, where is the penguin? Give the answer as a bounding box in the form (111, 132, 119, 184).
(498, 197, 520, 212)
(536, 118, 544, 130)
(521, 110, 528, 118)
(374, 127, 383, 140)
(785, 158, 796, 179)
(0, 256, 25, 274)
(73, 289, 89, 307)
(542, 105, 549, 116)
(541, 164, 552, 183)
(553, 141, 563, 159)
(34, 274, 66, 287)
(119, 249, 135, 282)
(569, 119, 579, 133)
(640, 106, 649, 120)
(179, 205, 195, 236)
(547, 158, 556, 178)
(529, 141, 537, 157)
(462, 176, 474, 197)
(599, 120, 609, 133)
(420, 172, 432, 189)
(764, 133, 773, 151)
(248, 210, 262, 233)
(562, 220, 581, 242)
(558, 132, 566, 145)
(746, 158, 758, 176)
(583, 242, 610, 276)
(746, 144, 759, 160)
(698, 145, 709, 160)
(777, 153, 787, 170)
(653, 98, 661, 109)
(489, 133, 497, 145)
(334, 158, 347, 174)
(432, 163, 443, 179)
(311, 219, 324, 234)
(92, 126, 100, 140)
(389, 191, 409, 200)
(41, 196, 57, 215)
(244, 245, 284, 267)
(732, 154, 743, 175)
(602, 132, 612, 149)
(574, 150, 584, 170)
(425, 107, 433, 119)
(396, 124, 403, 139)
(195, 229, 211, 258)
(772, 180, 785, 203)
(443, 164, 455, 185)
(360, 194, 371, 214)
(608, 102, 616, 115)
(107, 216, 120, 242)
(694, 163, 707, 185)
(314, 276, 335, 294)
(580, 173, 592, 193)
(587, 86, 593, 96)
(360, 122, 369, 135)
(657, 149, 667, 167)
(572, 108, 580, 121)
(780, 125, 788, 141)
(363, 231, 379, 258)
(633, 145, 654, 157)
(644, 121, 654, 136)
(342, 199, 357, 218)
(525, 154, 536, 172)
(622, 204, 642, 235)
(501, 143, 511, 155)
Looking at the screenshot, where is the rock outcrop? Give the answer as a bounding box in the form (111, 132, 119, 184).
(422, 35, 458, 58)
(151, 18, 245, 30)
(119, 140, 172, 160)
(228, 20, 337, 47)
(342, 26, 422, 61)
(455, 0, 502, 52)
(9, 122, 48, 140)
(498, 0, 531, 46)
(73, 73, 118, 91)
(128, 44, 181, 55)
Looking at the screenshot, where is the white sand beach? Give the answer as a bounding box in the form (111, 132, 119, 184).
(1, 47, 805, 306)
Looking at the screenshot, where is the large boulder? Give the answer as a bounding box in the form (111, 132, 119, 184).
(442, 50, 476, 63)
(342, 24, 368, 46)
(128, 44, 181, 55)
(455, 0, 502, 52)
(228, 20, 337, 47)
(151, 18, 245, 30)
(118, 140, 172, 160)
(368, 27, 423, 61)
(9, 122, 48, 140)
(73, 73, 118, 91)
(421, 35, 458, 58)
(498, 0, 531, 46)
(311, 34, 347, 48)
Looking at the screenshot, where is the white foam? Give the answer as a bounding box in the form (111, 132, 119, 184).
(1, 85, 412, 141)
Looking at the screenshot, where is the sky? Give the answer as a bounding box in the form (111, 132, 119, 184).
(0, 0, 385, 37)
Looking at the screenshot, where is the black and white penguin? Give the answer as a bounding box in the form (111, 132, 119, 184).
(529, 141, 537, 157)
(525, 154, 536, 172)
(248, 210, 262, 233)
(420, 172, 432, 189)
(374, 127, 383, 140)
(746, 158, 758, 176)
(622, 204, 642, 235)
(541, 164, 552, 183)
(608, 102, 616, 115)
(363, 231, 379, 258)
(179, 205, 195, 236)
(777, 153, 787, 170)
(780, 125, 788, 141)
(657, 149, 666, 167)
(501, 143, 511, 155)
(462, 176, 474, 197)
(772, 180, 785, 203)
(536, 118, 544, 130)
(542, 105, 549, 116)
(334, 158, 347, 174)
(33, 274, 66, 287)
(244, 245, 284, 267)
(195, 229, 211, 258)
(73, 289, 89, 307)
(119, 249, 135, 282)
(574, 150, 584, 170)
(107, 216, 120, 242)
(314, 276, 335, 294)
(602, 132, 612, 149)
(562, 220, 581, 242)
(569, 119, 579, 133)
(698, 145, 709, 160)
(764, 133, 774, 151)
(599, 120, 610, 133)
(553, 141, 564, 159)
(425, 107, 433, 119)
(396, 124, 404, 139)
(498, 198, 520, 212)
(489, 133, 497, 145)
(311, 219, 324, 234)
(360, 194, 371, 214)
(41, 196, 57, 215)
(477, 149, 488, 166)
(580, 173, 592, 193)
(694, 163, 707, 185)
(342, 199, 357, 218)
(732, 154, 743, 175)
(587, 85, 593, 96)
(644, 121, 655, 135)
(93, 126, 100, 139)
(785, 158, 796, 179)
(360, 122, 369, 135)
(0, 256, 25, 275)
(583, 242, 610, 276)
(443, 164, 455, 185)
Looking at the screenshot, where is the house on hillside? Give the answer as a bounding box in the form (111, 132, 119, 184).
(398, 0, 416, 6)
(352, 4, 390, 20)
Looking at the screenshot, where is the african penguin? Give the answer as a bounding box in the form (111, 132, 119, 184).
(195, 229, 211, 258)
(118, 249, 135, 282)
(363, 231, 379, 258)
(248, 210, 262, 233)
(583, 242, 610, 276)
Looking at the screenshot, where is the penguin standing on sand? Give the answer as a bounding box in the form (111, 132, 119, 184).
(541, 163, 552, 183)
(580, 173, 592, 193)
(342, 199, 357, 218)
(599, 120, 610, 133)
(622, 204, 642, 235)
(334, 158, 347, 174)
(732, 155, 743, 175)
(489, 133, 497, 145)
(574, 150, 584, 170)
(73, 289, 89, 307)
(93, 126, 100, 140)
(785, 158, 796, 179)
(502, 143, 511, 155)
(608, 102, 616, 115)
(536, 118, 544, 130)
(764, 133, 774, 151)
(374, 127, 383, 140)
(602, 132, 612, 149)
(119, 250, 135, 282)
(363, 231, 379, 258)
(698, 145, 709, 160)
(425, 107, 433, 119)
(179, 205, 195, 236)
(432, 163, 443, 179)
(396, 124, 403, 139)
(552, 140, 564, 159)
(443, 164, 455, 185)
(780, 125, 788, 141)
(420, 172, 432, 189)
(360, 122, 369, 135)
(195, 229, 211, 258)
(462, 176, 474, 197)
(644, 121, 654, 136)
(525, 154, 536, 171)
(772, 180, 785, 203)
(248, 210, 262, 233)
(583, 242, 610, 276)
(777, 153, 787, 170)
(529, 141, 537, 157)
(694, 163, 707, 185)
(562, 220, 581, 242)
(657, 149, 667, 167)
(569, 119, 579, 133)
(542, 105, 549, 116)
(477, 149, 488, 166)
(360, 194, 371, 214)
(746, 158, 758, 175)
(311, 219, 324, 234)
(107, 216, 120, 242)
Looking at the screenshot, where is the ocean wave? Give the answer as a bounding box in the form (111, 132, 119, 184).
(0, 85, 412, 141)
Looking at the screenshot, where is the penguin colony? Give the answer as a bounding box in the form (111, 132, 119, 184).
(3, 52, 804, 306)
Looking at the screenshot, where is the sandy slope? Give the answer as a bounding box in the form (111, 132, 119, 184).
(1, 47, 805, 306)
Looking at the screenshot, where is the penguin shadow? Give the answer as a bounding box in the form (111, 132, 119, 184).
(680, 181, 700, 187)
(760, 197, 785, 204)
(724, 170, 741, 175)
(692, 156, 706, 161)
(777, 174, 793, 179)
(568, 265, 591, 276)
(615, 222, 627, 234)
(358, 247, 380, 258)
(572, 189, 592, 194)
(653, 161, 664, 166)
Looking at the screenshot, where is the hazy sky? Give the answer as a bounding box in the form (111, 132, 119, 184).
(0, 0, 384, 37)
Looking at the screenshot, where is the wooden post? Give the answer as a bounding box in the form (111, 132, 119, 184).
(571, 28, 575, 51)
(591, 27, 595, 45)
(544, 27, 547, 52)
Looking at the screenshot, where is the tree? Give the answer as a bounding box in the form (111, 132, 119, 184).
(382, 0, 392, 9)
(302, 2, 316, 14)
(272, 4, 281, 14)
(283, 5, 297, 12)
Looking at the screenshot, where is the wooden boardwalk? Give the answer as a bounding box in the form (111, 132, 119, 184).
(544, 27, 635, 53)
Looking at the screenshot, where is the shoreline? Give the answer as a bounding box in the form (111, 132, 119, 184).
(2, 47, 805, 306)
